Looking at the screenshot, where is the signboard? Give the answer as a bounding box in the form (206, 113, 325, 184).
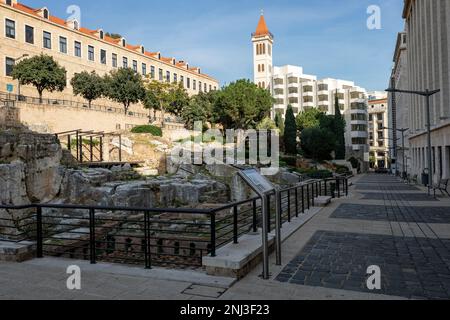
(6, 84, 13, 93)
(239, 169, 275, 195)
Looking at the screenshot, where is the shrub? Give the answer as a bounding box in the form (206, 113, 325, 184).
(295, 168, 333, 179)
(131, 125, 162, 136)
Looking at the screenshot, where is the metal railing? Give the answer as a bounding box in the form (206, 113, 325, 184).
(0, 91, 147, 119)
(0, 176, 350, 268)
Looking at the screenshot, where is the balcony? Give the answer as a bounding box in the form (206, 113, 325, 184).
(288, 92, 299, 98)
(303, 91, 314, 97)
(351, 131, 368, 139)
(303, 102, 314, 109)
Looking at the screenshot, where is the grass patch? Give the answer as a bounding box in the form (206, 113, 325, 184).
(131, 125, 162, 137)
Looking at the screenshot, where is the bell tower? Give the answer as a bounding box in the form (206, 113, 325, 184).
(252, 11, 273, 91)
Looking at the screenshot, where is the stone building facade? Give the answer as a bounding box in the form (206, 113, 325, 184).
(0, 0, 219, 131)
(367, 94, 390, 169)
(392, 0, 450, 182)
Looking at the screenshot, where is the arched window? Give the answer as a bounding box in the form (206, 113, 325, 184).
(43, 9, 49, 19)
(122, 39, 126, 47)
(262, 44, 265, 54)
(262, 64, 265, 72)
(258, 65, 260, 72)
(256, 44, 259, 55)
(262, 82, 265, 88)
(99, 30, 104, 39)
(73, 21, 79, 30)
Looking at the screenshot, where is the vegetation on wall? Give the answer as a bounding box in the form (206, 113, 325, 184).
(130, 125, 163, 136)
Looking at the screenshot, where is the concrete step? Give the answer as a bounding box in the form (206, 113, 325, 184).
(314, 196, 332, 207)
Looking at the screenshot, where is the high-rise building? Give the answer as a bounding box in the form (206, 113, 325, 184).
(251, 13, 369, 157)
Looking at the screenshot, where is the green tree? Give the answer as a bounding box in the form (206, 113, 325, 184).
(257, 117, 277, 130)
(274, 112, 284, 135)
(181, 92, 213, 130)
(71, 71, 105, 108)
(165, 81, 190, 116)
(300, 127, 336, 161)
(284, 105, 297, 155)
(104, 68, 145, 115)
(334, 90, 346, 160)
(11, 54, 66, 103)
(144, 80, 188, 125)
(295, 108, 322, 131)
(212, 79, 273, 129)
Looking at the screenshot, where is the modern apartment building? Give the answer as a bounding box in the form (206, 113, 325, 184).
(390, 0, 450, 183)
(252, 14, 369, 155)
(367, 92, 390, 169)
(0, 0, 219, 114)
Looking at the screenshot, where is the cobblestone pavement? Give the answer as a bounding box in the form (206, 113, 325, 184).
(331, 204, 450, 224)
(270, 175, 450, 300)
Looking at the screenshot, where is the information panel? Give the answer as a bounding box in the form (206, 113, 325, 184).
(239, 169, 275, 195)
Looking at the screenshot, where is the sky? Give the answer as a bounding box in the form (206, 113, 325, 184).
(24, 0, 405, 91)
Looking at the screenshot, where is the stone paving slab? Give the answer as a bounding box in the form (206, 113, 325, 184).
(331, 204, 450, 224)
(360, 193, 439, 202)
(276, 230, 450, 300)
(355, 185, 420, 191)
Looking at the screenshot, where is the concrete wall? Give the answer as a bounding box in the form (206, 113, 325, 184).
(16, 101, 148, 133)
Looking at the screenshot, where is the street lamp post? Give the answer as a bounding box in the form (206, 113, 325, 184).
(383, 126, 409, 180)
(385, 88, 440, 195)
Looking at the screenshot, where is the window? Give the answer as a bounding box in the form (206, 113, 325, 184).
(193, 80, 196, 90)
(5, 57, 14, 76)
(166, 71, 170, 82)
(204, 83, 207, 92)
(59, 36, 67, 53)
(99, 30, 104, 39)
(187, 77, 190, 89)
(122, 39, 126, 47)
(88, 45, 95, 61)
(180, 75, 184, 87)
(199, 81, 202, 92)
(5, 19, 15, 39)
(25, 25, 34, 44)
(133, 60, 138, 72)
(6, 0, 12, 5)
(159, 69, 163, 81)
(123, 57, 128, 68)
(142, 63, 147, 76)
(43, 31, 51, 49)
(74, 41, 81, 57)
(43, 9, 49, 19)
(174, 73, 177, 83)
(150, 66, 155, 79)
(100, 49, 106, 64)
(112, 53, 117, 67)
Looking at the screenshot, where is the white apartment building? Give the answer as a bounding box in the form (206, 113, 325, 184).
(367, 92, 390, 169)
(251, 14, 369, 156)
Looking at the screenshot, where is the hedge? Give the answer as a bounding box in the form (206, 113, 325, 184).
(131, 125, 162, 136)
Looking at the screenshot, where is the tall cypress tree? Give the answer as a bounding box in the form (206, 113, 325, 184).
(284, 105, 297, 155)
(334, 90, 346, 159)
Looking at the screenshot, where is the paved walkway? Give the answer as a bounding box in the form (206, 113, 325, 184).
(1, 174, 450, 300)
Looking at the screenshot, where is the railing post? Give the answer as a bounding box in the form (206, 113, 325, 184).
(210, 212, 216, 257)
(302, 186, 305, 213)
(337, 178, 341, 198)
(252, 199, 258, 233)
(36, 206, 43, 258)
(295, 188, 299, 218)
(233, 205, 238, 244)
(267, 195, 271, 233)
(287, 190, 291, 223)
(144, 211, 151, 269)
(307, 184, 310, 210)
(312, 183, 315, 207)
(325, 180, 328, 196)
(346, 178, 349, 196)
(89, 208, 96, 264)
